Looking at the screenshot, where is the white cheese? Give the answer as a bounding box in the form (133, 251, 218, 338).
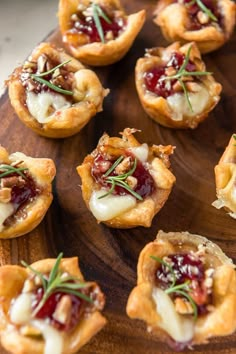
(26, 91, 71, 124)
(152, 287, 194, 343)
(129, 144, 149, 163)
(0, 202, 14, 232)
(167, 85, 209, 121)
(31, 320, 63, 354)
(89, 190, 136, 221)
(10, 293, 33, 325)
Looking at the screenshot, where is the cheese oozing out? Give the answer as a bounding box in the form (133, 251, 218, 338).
(0, 202, 14, 232)
(167, 85, 210, 120)
(89, 190, 137, 221)
(10, 293, 33, 325)
(26, 91, 71, 124)
(31, 320, 63, 354)
(152, 287, 194, 343)
(129, 144, 149, 163)
(10, 292, 63, 354)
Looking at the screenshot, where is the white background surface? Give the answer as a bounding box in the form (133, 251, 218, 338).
(0, 0, 58, 96)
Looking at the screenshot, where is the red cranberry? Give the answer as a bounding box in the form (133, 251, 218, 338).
(91, 153, 155, 199)
(72, 10, 126, 43)
(144, 52, 196, 98)
(33, 287, 84, 332)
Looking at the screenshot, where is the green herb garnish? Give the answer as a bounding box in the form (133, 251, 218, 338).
(31, 60, 73, 96)
(98, 156, 143, 201)
(189, 0, 218, 22)
(92, 2, 112, 43)
(233, 134, 236, 146)
(160, 46, 212, 112)
(150, 255, 198, 320)
(21, 253, 93, 316)
(0, 164, 28, 179)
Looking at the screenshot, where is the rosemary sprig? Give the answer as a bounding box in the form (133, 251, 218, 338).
(160, 46, 212, 112)
(31, 60, 73, 96)
(195, 0, 217, 22)
(92, 2, 112, 43)
(21, 253, 93, 317)
(233, 134, 236, 146)
(98, 156, 143, 201)
(151, 255, 198, 320)
(0, 164, 28, 179)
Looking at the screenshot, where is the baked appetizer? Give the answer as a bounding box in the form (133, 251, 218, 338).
(0, 254, 106, 354)
(212, 134, 236, 218)
(76, 128, 176, 228)
(126, 230, 236, 350)
(153, 0, 236, 53)
(58, 0, 146, 66)
(0, 146, 55, 239)
(135, 42, 222, 129)
(8, 42, 109, 138)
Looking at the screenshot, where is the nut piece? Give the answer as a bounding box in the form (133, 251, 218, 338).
(0, 188, 12, 203)
(174, 297, 194, 315)
(114, 157, 132, 175)
(197, 11, 210, 25)
(126, 176, 138, 190)
(20, 325, 42, 337)
(53, 295, 72, 324)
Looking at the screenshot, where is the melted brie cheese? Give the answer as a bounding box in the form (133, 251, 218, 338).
(152, 288, 194, 342)
(26, 91, 71, 123)
(0, 202, 14, 232)
(10, 293, 33, 325)
(167, 85, 209, 120)
(89, 190, 136, 221)
(129, 144, 149, 163)
(31, 320, 63, 354)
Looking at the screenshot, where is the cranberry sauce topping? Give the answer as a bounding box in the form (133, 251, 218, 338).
(21, 54, 73, 95)
(70, 6, 126, 43)
(176, 0, 222, 30)
(156, 253, 210, 313)
(144, 51, 196, 98)
(1, 170, 39, 224)
(33, 287, 84, 331)
(91, 152, 155, 199)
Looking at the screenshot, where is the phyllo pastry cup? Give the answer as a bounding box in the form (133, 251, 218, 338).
(213, 134, 236, 218)
(126, 230, 236, 350)
(135, 42, 222, 129)
(77, 128, 176, 228)
(8, 42, 109, 138)
(59, 0, 146, 66)
(0, 255, 106, 354)
(153, 0, 236, 53)
(0, 145, 55, 239)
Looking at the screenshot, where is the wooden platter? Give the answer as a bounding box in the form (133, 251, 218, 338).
(0, 1, 236, 353)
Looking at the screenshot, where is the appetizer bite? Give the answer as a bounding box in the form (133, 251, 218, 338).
(77, 128, 176, 228)
(58, 0, 146, 66)
(8, 42, 109, 138)
(126, 230, 236, 350)
(212, 134, 236, 218)
(135, 42, 221, 129)
(153, 0, 236, 53)
(0, 254, 106, 354)
(0, 146, 55, 239)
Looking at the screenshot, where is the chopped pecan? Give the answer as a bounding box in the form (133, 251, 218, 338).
(174, 297, 194, 315)
(53, 295, 72, 324)
(126, 176, 138, 189)
(114, 156, 132, 175)
(0, 188, 11, 203)
(37, 54, 47, 73)
(1, 176, 26, 188)
(197, 11, 210, 25)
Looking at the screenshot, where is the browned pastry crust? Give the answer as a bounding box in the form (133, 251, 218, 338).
(153, 0, 236, 53)
(0, 146, 55, 239)
(0, 256, 106, 354)
(126, 230, 236, 348)
(76, 128, 176, 228)
(135, 42, 222, 129)
(58, 0, 146, 66)
(213, 134, 236, 218)
(7, 42, 109, 138)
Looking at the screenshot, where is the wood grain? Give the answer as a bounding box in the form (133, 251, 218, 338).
(0, 1, 236, 353)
